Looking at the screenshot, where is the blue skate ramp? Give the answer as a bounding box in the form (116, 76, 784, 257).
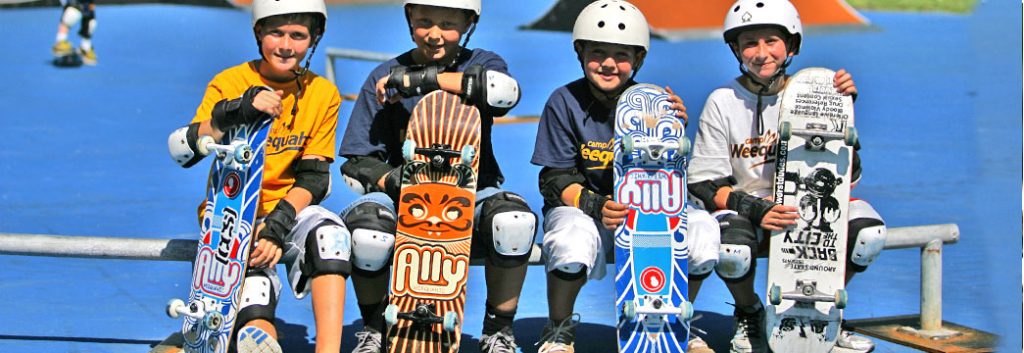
(0, 2, 1019, 353)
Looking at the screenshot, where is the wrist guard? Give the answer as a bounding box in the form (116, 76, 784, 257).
(261, 200, 297, 248)
(386, 65, 441, 98)
(726, 191, 775, 227)
(211, 86, 272, 131)
(577, 188, 609, 222)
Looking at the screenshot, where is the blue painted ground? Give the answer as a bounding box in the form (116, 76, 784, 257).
(0, 2, 1019, 353)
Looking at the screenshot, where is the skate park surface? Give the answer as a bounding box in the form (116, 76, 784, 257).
(0, 1, 1020, 352)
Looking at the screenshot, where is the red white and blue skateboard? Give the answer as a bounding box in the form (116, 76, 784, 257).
(613, 83, 693, 353)
(384, 90, 481, 353)
(766, 67, 857, 352)
(166, 113, 273, 353)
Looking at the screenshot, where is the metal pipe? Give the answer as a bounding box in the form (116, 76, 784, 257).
(0, 223, 959, 263)
(920, 239, 943, 331)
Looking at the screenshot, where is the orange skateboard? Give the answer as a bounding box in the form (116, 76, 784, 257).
(384, 90, 481, 353)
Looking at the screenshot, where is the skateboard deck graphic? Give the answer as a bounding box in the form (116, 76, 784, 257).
(613, 84, 693, 353)
(167, 116, 272, 353)
(766, 68, 857, 352)
(385, 90, 481, 353)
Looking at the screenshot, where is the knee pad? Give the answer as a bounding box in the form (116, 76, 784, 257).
(300, 221, 352, 278)
(236, 268, 280, 326)
(61, 6, 83, 27)
(847, 218, 886, 272)
(715, 214, 758, 282)
(344, 202, 397, 272)
(80, 17, 96, 39)
(479, 192, 537, 267)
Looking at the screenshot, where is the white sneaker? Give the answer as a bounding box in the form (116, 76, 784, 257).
(833, 329, 874, 353)
(729, 303, 767, 353)
(236, 326, 282, 353)
(536, 314, 580, 353)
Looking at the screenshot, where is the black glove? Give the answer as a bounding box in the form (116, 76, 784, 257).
(385, 65, 441, 98)
(211, 86, 272, 131)
(260, 200, 297, 248)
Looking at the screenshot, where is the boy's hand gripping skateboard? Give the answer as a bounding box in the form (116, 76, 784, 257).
(613, 83, 693, 353)
(767, 67, 857, 352)
(166, 107, 273, 353)
(384, 90, 481, 353)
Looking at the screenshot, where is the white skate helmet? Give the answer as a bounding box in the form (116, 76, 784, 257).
(572, 0, 650, 51)
(404, 0, 480, 18)
(252, 0, 328, 36)
(723, 0, 802, 54)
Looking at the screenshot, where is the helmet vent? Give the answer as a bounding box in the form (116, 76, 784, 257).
(756, 2, 764, 8)
(598, 20, 606, 28)
(733, 5, 740, 12)
(618, 23, 626, 30)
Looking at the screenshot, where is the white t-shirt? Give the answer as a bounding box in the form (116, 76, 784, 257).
(689, 79, 782, 199)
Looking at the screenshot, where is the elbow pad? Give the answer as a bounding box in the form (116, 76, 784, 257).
(462, 64, 521, 115)
(293, 159, 332, 205)
(688, 176, 736, 211)
(538, 167, 585, 207)
(168, 123, 204, 168)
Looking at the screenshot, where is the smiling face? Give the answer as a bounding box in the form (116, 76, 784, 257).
(407, 5, 472, 64)
(256, 15, 316, 80)
(578, 41, 643, 93)
(397, 183, 474, 241)
(733, 27, 793, 82)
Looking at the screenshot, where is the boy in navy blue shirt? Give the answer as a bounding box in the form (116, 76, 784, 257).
(530, 1, 721, 352)
(337, 1, 536, 352)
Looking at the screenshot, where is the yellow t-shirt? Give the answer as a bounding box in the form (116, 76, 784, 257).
(191, 61, 340, 216)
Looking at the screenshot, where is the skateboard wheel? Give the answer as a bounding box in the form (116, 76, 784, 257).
(234, 145, 253, 164)
(622, 136, 634, 155)
(622, 301, 636, 321)
(779, 121, 792, 141)
(384, 304, 399, 327)
(402, 139, 416, 162)
(460, 145, 476, 166)
(442, 311, 460, 333)
(197, 136, 216, 156)
(679, 300, 694, 321)
(844, 126, 858, 146)
(769, 285, 782, 305)
(166, 298, 185, 319)
(679, 137, 691, 157)
(204, 311, 224, 330)
(835, 289, 848, 309)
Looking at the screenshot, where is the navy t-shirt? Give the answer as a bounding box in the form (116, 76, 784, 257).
(338, 48, 510, 189)
(532, 78, 633, 208)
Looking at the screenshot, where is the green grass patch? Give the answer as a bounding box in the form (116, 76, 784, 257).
(846, 0, 977, 13)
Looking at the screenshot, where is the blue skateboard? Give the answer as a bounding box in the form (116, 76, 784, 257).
(613, 83, 693, 353)
(166, 113, 273, 353)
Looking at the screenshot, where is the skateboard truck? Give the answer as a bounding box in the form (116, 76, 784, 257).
(166, 298, 225, 331)
(384, 303, 460, 333)
(779, 122, 857, 151)
(402, 140, 475, 171)
(197, 135, 254, 165)
(621, 136, 691, 162)
(769, 280, 848, 309)
(621, 295, 694, 322)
